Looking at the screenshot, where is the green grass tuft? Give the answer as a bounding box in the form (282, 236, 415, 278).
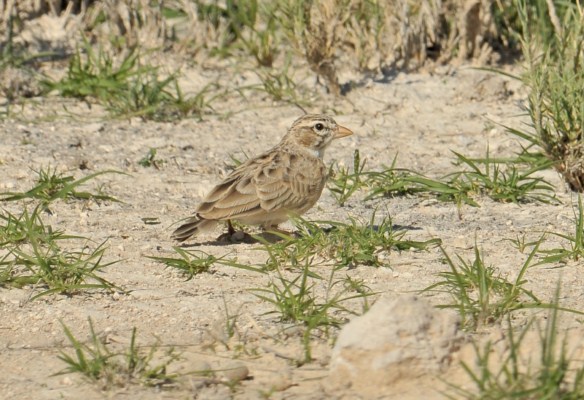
(423, 242, 542, 331)
(250, 261, 374, 363)
(56, 318, 180, 389)
(256, 213, 441, 271)
(0, 207, 119, 299)
(514, 0, 584, 191)
(0, 167, 125, 207)
(447, 288, 584, 399)
(42, 41, 219, 121)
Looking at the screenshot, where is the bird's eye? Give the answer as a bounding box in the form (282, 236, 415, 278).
(314, 123, 324, 131)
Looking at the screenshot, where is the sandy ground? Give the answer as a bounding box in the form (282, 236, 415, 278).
(2, 63, 583, 399)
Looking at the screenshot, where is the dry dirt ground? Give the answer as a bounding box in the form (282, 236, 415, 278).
(2, 63, 584, 399)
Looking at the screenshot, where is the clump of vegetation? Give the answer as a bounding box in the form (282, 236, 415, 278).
(257, 214, 441, 271)
(328, 149, 367, 206)
(0, 207, 118, 299)
(42, 42, 218, 121)
(250, 262, 374, 363)
(449, 295, 584, 399)
(138, 148, 165, 168)
(328, 149, 557, 212)
(0, 166, 123, 299)
(516, 1, 584, 191)
(0, 167, 123, 208)
(147, 248, 220, 280)
(537, 195, 584, 264)
(1, 0, 549, 101)
(148, 247, 264, 279)
(57, 318, 181, 389)
(422, 243, 542, 331)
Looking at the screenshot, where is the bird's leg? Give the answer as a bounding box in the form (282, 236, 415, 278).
(216, 220, 240, 242)
(227, 220, 236, 236)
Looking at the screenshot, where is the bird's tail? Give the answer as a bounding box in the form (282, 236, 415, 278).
(171, 217, 217, 242)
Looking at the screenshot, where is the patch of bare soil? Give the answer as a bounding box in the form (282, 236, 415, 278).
(1, 64, 582, 399)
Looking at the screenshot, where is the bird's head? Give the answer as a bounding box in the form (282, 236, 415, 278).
(283, 114, 353, 157)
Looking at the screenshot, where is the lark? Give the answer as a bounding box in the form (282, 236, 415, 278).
(171, 114, 353, 242)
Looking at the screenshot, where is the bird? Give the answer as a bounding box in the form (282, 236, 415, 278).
(171, 114, 353, 242)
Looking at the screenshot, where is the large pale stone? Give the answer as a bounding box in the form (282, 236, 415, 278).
(327, 295, 462, 395)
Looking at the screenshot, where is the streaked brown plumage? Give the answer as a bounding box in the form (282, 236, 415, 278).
(171, 114, 353, 242)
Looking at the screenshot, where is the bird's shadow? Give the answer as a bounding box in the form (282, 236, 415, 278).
(175, 223, 420, 248)
(176, 231, 290, 248)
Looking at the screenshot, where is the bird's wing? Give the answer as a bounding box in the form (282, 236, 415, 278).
(257, 152, 327, 213)
(196, 150, 326, 221)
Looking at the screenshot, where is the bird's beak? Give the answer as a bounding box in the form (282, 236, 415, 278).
(334, 125, 353, 139)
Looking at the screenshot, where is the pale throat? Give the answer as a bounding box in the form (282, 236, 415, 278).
(307, 147, 325, 158)
(290, 130, 328, 158)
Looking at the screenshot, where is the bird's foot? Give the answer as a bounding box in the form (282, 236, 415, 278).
(216, 228, 255, 243)
(227, 220, 236, 236)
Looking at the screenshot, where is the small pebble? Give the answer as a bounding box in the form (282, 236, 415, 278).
(222, 361, 249, 383)
(270, 369, 293, 391)
(60, 376, 73, 386)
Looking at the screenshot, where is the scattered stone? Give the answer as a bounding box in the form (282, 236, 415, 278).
(269, 368, 293, 392)
(222, 361, 249, 383)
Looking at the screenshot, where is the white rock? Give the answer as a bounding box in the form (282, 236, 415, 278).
(326, 295, 462, 395)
